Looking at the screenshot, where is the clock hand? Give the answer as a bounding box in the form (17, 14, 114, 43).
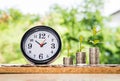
(40, 42, 47, 47)
(35, 39, 47, 47)
(35, 40, 40, 45)
(40, 39, 46, 47)
(41, 39, 46, 44)
(35, 40, 45, 47)
(43, 42, 47, 45)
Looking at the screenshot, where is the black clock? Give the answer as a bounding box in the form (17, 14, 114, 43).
(21, 26, 62, 64)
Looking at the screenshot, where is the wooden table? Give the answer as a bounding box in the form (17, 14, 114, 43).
(0, 64, 120, 74)
(0, 74, 120, 81)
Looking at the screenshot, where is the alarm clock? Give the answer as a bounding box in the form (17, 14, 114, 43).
(21, 26, 62, 64)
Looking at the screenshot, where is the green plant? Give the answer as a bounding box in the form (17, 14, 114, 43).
(67, 44, 71, 57)
(79, 35, 85, 52)
(90, 26, 101, 46)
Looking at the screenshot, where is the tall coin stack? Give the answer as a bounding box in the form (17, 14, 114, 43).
(89, 47, 99, 64)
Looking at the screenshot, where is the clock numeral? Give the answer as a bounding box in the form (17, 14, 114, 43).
(34, 35, 37, 38)
(46, 55, 49, 58)
(51, 39, 54, 42)
(34, 55, 36, 58)
(28, 50, 31, 53)
(28, 43, 32, 49)
(51, 43, 55, 49)
(30, 39, 34, 42)
(39, 33, 46, 39)
(39, 53, 43, 59)
(48, 35, 50, 38)
(51, 50, 53, 53)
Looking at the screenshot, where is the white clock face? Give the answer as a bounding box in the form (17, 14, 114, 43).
(24, 31, 59, 61)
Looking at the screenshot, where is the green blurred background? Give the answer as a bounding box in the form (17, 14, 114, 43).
(0, 0, 120, 64)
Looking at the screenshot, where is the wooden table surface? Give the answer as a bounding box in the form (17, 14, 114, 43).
(0, 64, 120, 74)
(1, 74, 120, 81)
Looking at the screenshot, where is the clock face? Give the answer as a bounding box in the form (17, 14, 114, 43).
(21, 26, 61, 64)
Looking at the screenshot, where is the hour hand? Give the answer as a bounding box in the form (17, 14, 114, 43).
(35, 40, 40, 45)
(43, 42, 47, 45)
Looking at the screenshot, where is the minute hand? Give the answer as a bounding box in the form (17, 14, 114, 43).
(35, 40, 40, 45)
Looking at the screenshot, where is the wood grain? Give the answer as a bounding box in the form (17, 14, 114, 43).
(0, 64, 120, 74)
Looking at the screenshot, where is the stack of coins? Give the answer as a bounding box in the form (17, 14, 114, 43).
(76, 52, 86, 65)
(89, 47, 99, 64)
(63, 57, 73, 66)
